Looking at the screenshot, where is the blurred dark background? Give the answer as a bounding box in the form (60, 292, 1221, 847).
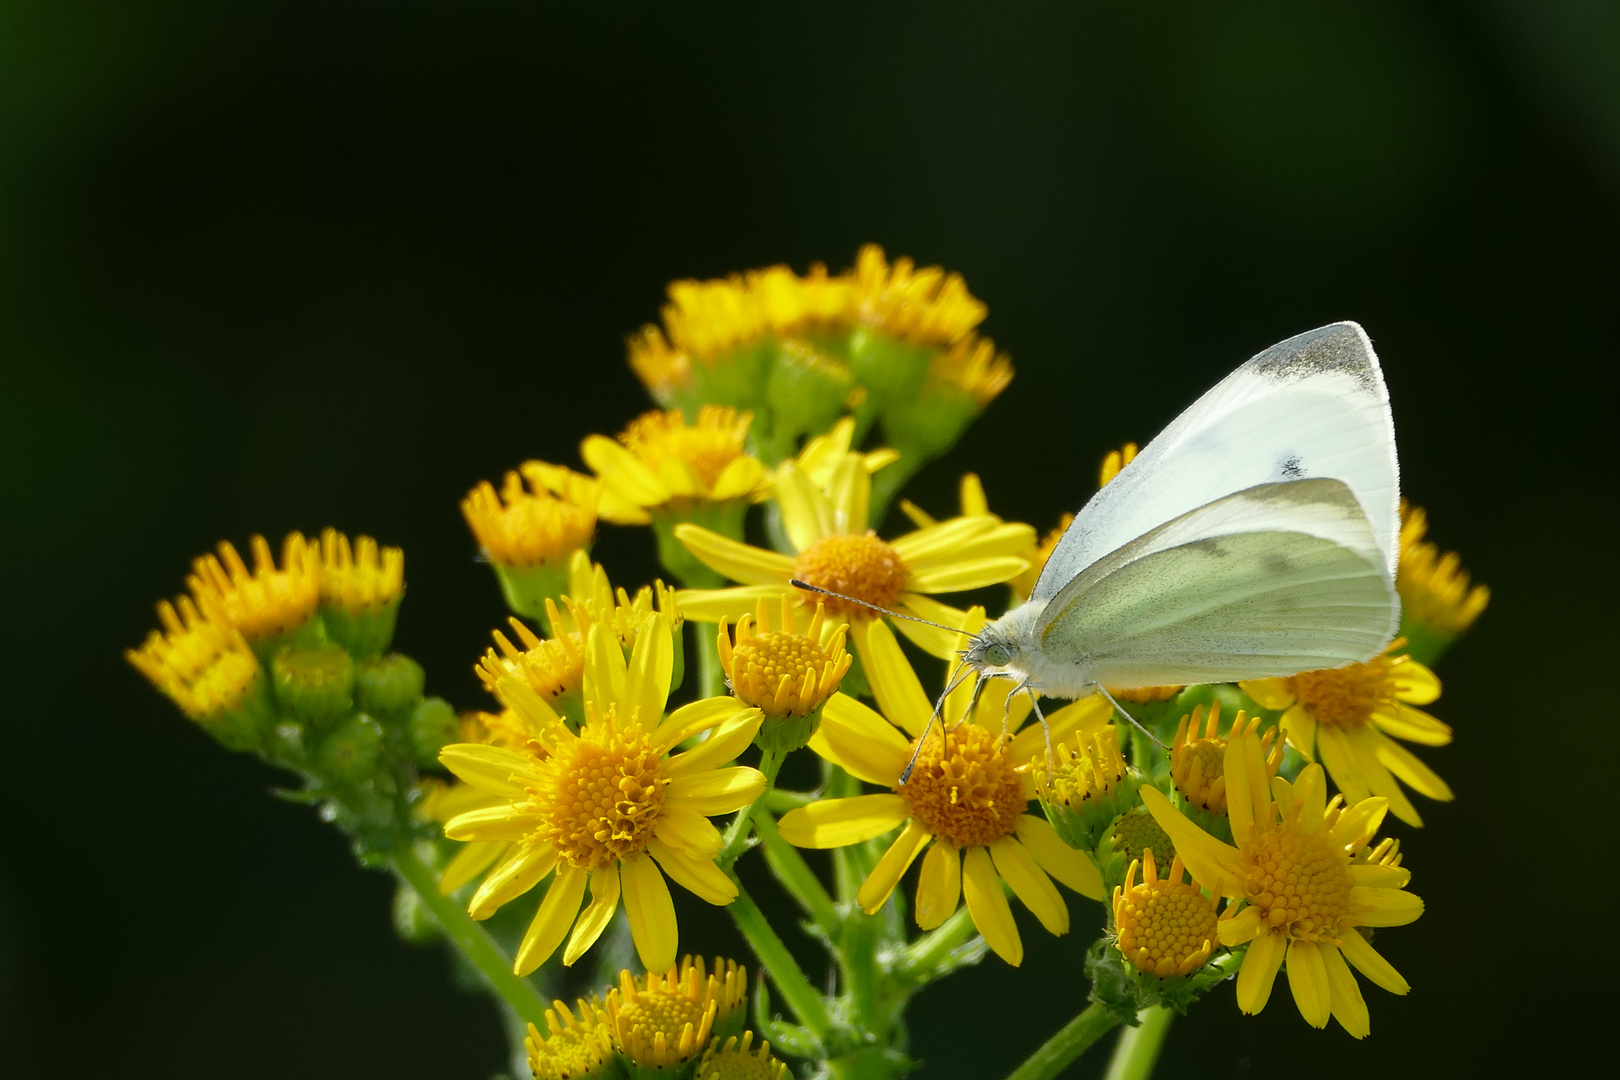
(3, 2, 1614, 1077)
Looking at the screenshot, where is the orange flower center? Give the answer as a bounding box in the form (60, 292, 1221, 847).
(1291, 656, 1399, 729)
(1241, 824, 1354, 943)
(791, 533, 905, 618)
(898, 724, 1024, 848)
(533, 716, 667, 869)
(1115, 875, 1217, 977)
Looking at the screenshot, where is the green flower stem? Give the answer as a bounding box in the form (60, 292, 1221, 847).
(719, 748, 783, 868)
(697, 629, 726, 700)
(1003, 1002, 1124, 1080)
(725, 875, 833, 1042)
(754, 810, 839, 930)
(763, 787, 815, 812)
(389, 843, 548, 1029)
(1103, 1006, 1174, 1080)
(867, 452, 925, 529)
(896, 904, 977, 981)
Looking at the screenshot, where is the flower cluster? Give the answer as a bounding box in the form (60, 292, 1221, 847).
(127, 246, 1488, 1078)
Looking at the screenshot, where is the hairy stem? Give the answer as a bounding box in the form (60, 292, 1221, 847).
(725, 876, 833, 1042)
(1003, 1003, 1124, 1080)
(1103, 1006, 1174, 1080)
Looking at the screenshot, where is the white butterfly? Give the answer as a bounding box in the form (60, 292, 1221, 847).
(960, 321, 1400, 713)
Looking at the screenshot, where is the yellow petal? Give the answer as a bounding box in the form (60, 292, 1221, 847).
(1338, 928, 1410, 994)
(438, 743, 540, 797)
(653, 696, 749, 750)
(657, 457, 704, 499)
(1316, 723, 1373, 802)
(962, 845, 1022, 966)
(1239, 677, 1295, 711)
(674, 584, 789, 623)
(914, 841, 961, 930)
(905, 556, 1029, 594)
(583, 623, 627, 722)
(1322, 943, 1370, 1039)
(663, 710, 763, 778)
(773, 462, 831, 551)
(1223, 729, 1268, 846)
(1139, 786, 1243, 895)
(1328, 795, 1389, 850)
(1279, 702, 1318, 763)
(889, 517, 997, 566)
(1389, 657, 1441, 705)
(904, 520, 1036, 568)
(1286, 939, 1332, 1029)
(825, 454, 871, 535)
(711, 455, 768, 501)
(897, 499, 937, 530)
(625, 615, 674, 726)
(1217, 905, 1264, 946)
(514, 862, 587, 976)
(778, 794, 910, 849)
(563, 865, 622, 966)
(1372, 702, 1453, 747)
(1373, 734, 1454, 802)
(852, 618, 932, 736)
(990, 836, 1068, 936)
(667, 767, 766, 816)
(1351, 886, 1424, 927)
(858, 820, 932, 913)
(1015, 815, 1103, 899)
(440, 840, 506, 895)
(1292, 763, 1327, 832)
(1346, 729, 1422, 827)
(444, 804, 533, 843)
(893, 595, 975, 660)
(620, 853, 678, 974)
(673, 524, 797, 586)
(1235, 929, 1286, 1014)
(808, 693, 911, 786)
(650, 802, 723, 860)
(495, 676, 563, 733)
(581, 434, 666, 505)
(1350, 863, 1411, 890)
(647, 838, 737, 906)
(468, 842, 557, 920)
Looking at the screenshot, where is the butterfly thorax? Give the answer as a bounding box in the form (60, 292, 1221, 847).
(963, 601, 1098, 701)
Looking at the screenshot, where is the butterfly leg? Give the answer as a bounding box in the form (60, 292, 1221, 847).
(1015, 679, 1053, 771)
(899, 665, 977, 785)
(1095, 684, 1168, 750)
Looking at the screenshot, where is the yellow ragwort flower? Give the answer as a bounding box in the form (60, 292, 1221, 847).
(1397, 501, 1489, 643)
(1142, 732, 1423, 1038)
(719, 597, 850, 721)
(851, 244, 986, 347)
(583, 406, 772, 525)
(1169, 703, 1283, 817)
(604, 957, 747, 1070)
(627, 324, 695, 406)
(439, 621, 765, 974)
(779, 611, 1109, 965)
(786, 415, 900, 494)
(126, 595, 267, 749)
(1242, 643, 1453, 827)
(662, 276, 772, 362)
(525, 998, 615, 1080)
(695, 1031, 790, 1080)
(186, 533, 321, 644)
(317, 528, 403, 613)
(925, 333, 1013, 407)
(749, 261, 854, 337)
(675, 452, 1031, 660)
(461, 461, 599, 571)
(1112, 850, 1220, 978)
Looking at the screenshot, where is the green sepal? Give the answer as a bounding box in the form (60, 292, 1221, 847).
(271, 642, 355, 728)
(317, 712, 384, 784)
(1396, 616, 1456, 667)
(354, 652, 425, 720)
(409, 697, 461, 768)
(648, 499, 749, 589)
(1040, 767, 1146, 851)
(392, 879, 441, 945)
(1089, 934, 1244, 1017)
(321, 595, 401, 659)
(683, 339, 773, 415)
(753, 706, 823, 756)
(492, 561, 574, 625)
(846, 328, 934, 417)
(880, 387, 980, 463)
(198, 674, 277, 754)
(616, 1054, 697, 1080)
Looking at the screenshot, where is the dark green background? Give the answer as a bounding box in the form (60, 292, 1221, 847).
(3, 3, 1613, 1077)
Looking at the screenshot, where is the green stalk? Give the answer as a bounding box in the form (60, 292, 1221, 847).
(698, 629, 726, 700)
(754, 810, 839, 930)
(896, 904, 977, 982)
(1103, 1006, 1173, 1080)
(719, 748, 783, 868)
(725, 876, 832, 1042)
(389, 844, 549, 1029)
(1003, 1003, 1124, 1080)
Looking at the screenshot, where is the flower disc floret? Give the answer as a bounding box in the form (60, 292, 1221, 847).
(605, 957, 747, 1069)
(127, 596, 263, 720)
(534, 713, 669, 870)
(1170, 704, 1282, 816)
(187, 533, 321, 643)
(1035, 727, 1126, 809)
(718, 597, 850, 720)
(480, 618, 586, 704)
(525, 998, 614, 1080)
(1109, 807, 1176, 866)
(1112, 851, 1220, 978)
(791, 532, 905, 618)
(317, 528, 403, 612)
(899, 724, 1024, 849)
(461, 464, 598, 570)
(696, 1031, 789, 1080)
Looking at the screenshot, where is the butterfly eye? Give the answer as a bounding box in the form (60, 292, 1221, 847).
(984, 642, 1012, 667)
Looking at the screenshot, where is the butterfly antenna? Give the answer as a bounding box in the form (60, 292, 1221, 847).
(787, 579, 970, 637)
(1095, 685, 1168, 750)
(898, 664, 978, 785)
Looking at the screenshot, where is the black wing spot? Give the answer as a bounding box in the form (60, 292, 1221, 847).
(1280, 455, 1304, 479)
